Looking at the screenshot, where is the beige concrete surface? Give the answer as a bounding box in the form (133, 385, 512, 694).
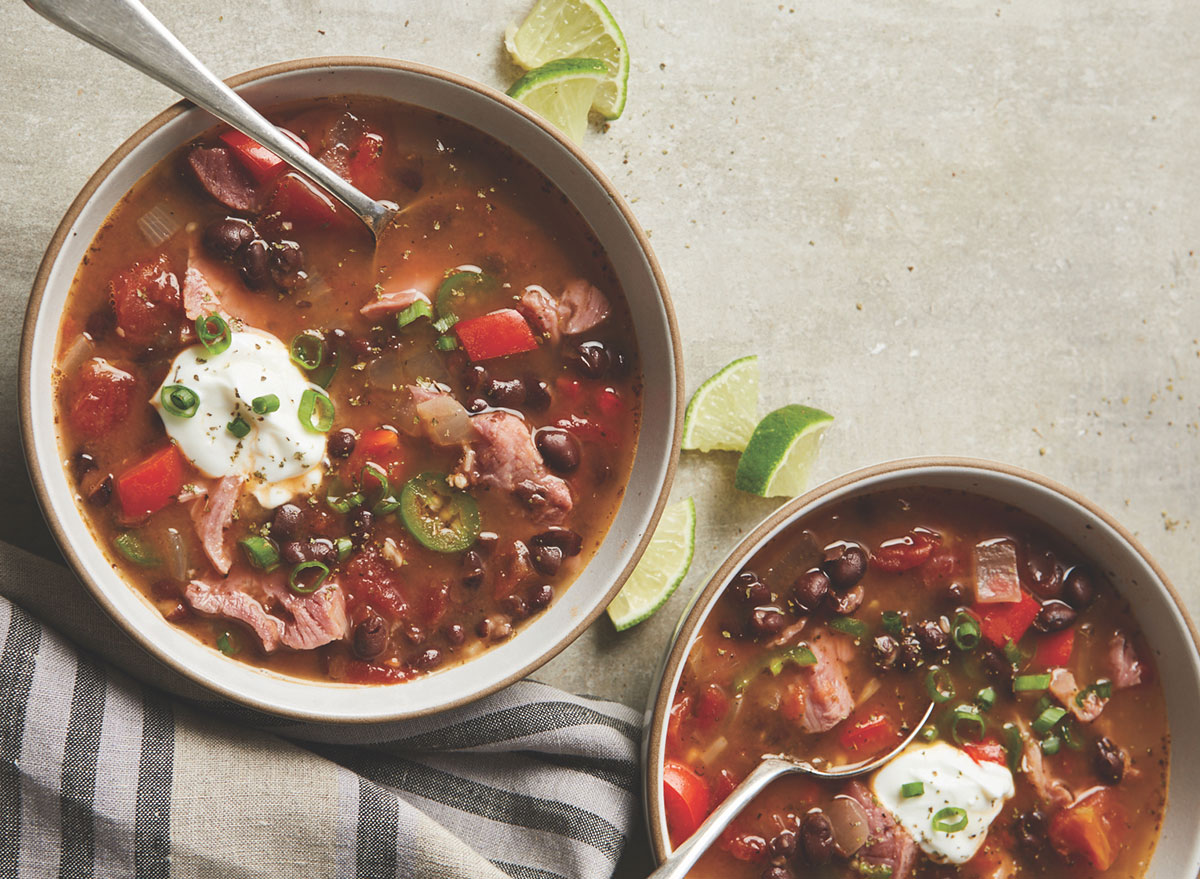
(3, 1, 1198, 875)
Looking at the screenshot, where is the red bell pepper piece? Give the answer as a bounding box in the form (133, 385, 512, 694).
(263, 172, 347, 230)
(839, 713, 898, 753)
(219, 128, 309, 184)
(1033, 627, 1075, 668)
(453, 309, 539, 361)
(115, 445, 185, 519)
(347, 132, 386, 198)
(666, 696, 690, 752)
(962, 737, 1008, 766)
(872, 529, 941, 572)
(976, 590, 1041, 647)
(663, 759, 710, 848)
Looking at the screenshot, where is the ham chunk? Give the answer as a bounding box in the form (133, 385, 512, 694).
(1109, 632, 1143, 689)
(182, 262, 226, 322)
(455, 411, 572, 524)
(1049, 667, 1108, 722)
(843, 781, 919, 879)
(517, 285, 561, 344)
(516, 279, 611, 341)
(190, 475, 243, 575)
(973, 538, 1021, 603)
(187, 146, 258, 212)
(781, 633, 855, 733)
(1019, 720, 1073, 808)
(359, 287, 431, 320)
(185, 571, 348, 653)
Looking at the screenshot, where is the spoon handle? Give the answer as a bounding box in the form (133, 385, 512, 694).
(23, 0, 394, 237)
(646, 758, 794, 879)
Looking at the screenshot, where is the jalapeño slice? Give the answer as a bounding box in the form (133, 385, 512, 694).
(434, 270, 493, 320)
(398, 472, 480, 553)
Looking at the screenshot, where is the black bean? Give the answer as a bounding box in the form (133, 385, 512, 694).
(896, 629, 924, 671)
(86, 474, 113, 507)
(416, 648, 443, 671)
(762, 868, 793, 879)
(464, 365, 489, 394)
(872, 634, 899, 670)
(71, 452, 97, 483)
(535, 428, 581, 474)
(501, 595, 529, 621)
(531, 528, 582, 557)
(792, 568, 830, 612)
(1015, 810, 1048, 854)
(915, 619, 950, 655)
(799, 811, 834, 864)
(476, 531, 500, 553)
(235, 238, 271, 289)
(945, 580, 968, 603)
(749, 606, 787, 636)
(308, 538, 337, 565)
(327, 428, 357, 459)
(444, 623, 466, 647)
(352, 614, 388, 659)
(606, 346, 629, 376)
(403, 623, 425, 645)
(350, 508, 375, 548)
(268, 240, 305, 290)
(462, 550, 485, 589)
(1033, 600, 1077, 632)
(282, 540, 307, 566)
(1063, 568, 1096, 610)
(203, 217, 256, 260)
(466, 397, 489, 413)
(530, 543, 563, 576)
(485, 377, 527, 408)
(732, 571, 772, 605)
(1094, 736, 1125, 784)
(524, 377, 552, 411)
(528, 583, 554, 610)
(822, 543, 868, 591)
(1024, 549, 1063, 599)
(574, 341, 610, 378)
(768, 830, 797, 858)
(979, 647, 1015, 684)
(272, 503, 304, 542)
(829, 584, 865, 616)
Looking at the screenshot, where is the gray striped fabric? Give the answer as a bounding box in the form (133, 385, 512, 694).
(0, 540, 640, 879)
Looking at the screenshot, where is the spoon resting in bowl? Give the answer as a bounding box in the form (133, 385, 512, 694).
(647, 700, 936, 879)
(24, 0, 398, 240)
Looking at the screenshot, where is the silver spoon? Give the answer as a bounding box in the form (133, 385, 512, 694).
(24, 0, 397, 240)
(648, 701, 936, 879)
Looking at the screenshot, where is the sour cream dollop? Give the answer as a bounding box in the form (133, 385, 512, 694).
(872, 742, 1014, 865)
(153, 328, 326, 505)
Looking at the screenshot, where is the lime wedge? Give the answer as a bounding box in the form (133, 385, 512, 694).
(681, 355, 760, 453)
(607, 498, 696, 631)
(734, 405, 834, 498)
(507, 58, 608, 144)
(504, 0, 630, 119)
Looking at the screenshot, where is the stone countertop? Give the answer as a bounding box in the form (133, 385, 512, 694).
(3, 1, 1197, 876)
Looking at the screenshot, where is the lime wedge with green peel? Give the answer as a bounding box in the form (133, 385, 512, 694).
(507, 58, 608, 144)
(734, 405, 835, 498)
(505, 0, 630, 119)
(682, 355, 760, 452)
(607, 498, 696, 631)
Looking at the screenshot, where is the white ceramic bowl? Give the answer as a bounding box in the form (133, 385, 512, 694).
(20, 58, 682, 722)
(642, 458, 1200, 876)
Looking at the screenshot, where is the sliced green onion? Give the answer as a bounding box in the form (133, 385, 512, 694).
(1013, 673, 1052, 693)
(768, 644, 818, 676)
(227, 416, 250, 439)
(360, 462, 389, 500)
(1041, 735, 1061, 755)
(327, 490, 363, 514)
(975, 686, 997, 711)
(251, 394, 280, 415)
(1003, 637, 1030, 666)
(951, 612, 981, 651)
(160, 384, 199, 418)
(196, 313, 231, 355)
(1060, 717, 1083, 751)
(950, 703, 986, 744)
(432, 313, 459, 334)
(298, 389, 335, 433)
(932, 806, 968, 833)
(1076, 679, 1113, 706)
(919, 724, 938, 743)
(288, 560, 330, 595)
(239, 536, 280, 572)
(216, 630, 239, 656)
(113, 532, 160, 567)
(289, 332, 325, 371)
(435, 334, 459, 351)
(1033, 694, 1053, 716)
(901, 781, 924, 798)
(336, 536, 353, 561)
(374, 497, 402, 515)
(828, 617, 867, 638)
(925, 666, 956, 703)
(1002, 721, 1023, 774)
(881, 610, 904, 636)
(1032, 705, 1068, 736)
(397, 299, 433, 329)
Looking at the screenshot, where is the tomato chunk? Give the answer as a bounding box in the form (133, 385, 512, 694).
(1033, 627, 1075, 668)
(976, 590, 1040, 647)
(962, 737, 1008, 766)
(218, 127, 309, 184)
(347, 132, 386, 198)
(109, 255, 182, 346)
(663, 759, 710, 848)
(872, 529, 941, 572)
(453, 309, 539, 361)
(263, 172, 346, 230)
(1049, 787, 1126, 870)
(69, 358, 136, 438)
(693, 683, 730, 727)
(115, 445, 185, 519)
(839, 713, 898, 753)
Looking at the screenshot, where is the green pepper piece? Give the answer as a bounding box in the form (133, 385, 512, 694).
(398, 472, 481, 553)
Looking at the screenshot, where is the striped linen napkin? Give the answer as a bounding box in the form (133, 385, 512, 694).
(0, 540, 642, 879)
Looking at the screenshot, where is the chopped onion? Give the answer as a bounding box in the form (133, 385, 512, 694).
(416, 395, 477, 445)
(699, 735, 728, 766)
(855, 677, 882, 707)
(59, 334, 94, 376)
(164, 528, 188, 582)
(136, 202, 181, 246)
(828, 795, 870, 856)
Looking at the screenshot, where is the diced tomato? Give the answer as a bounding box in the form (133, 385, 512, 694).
(263, 171, 347, 230)
(108, 254, 182, 346)
(693, 683, 730, 727)
(1033, 628, 1075, 669)
(341, 659, 416, 685)
(115, 445, 185, 519)
(555, 377, 585, 403)
(921, 548, 961, 588)
(346, 132, 386, 198)
(976, 590, 1041, 647)
(341, 549, 409, 619)
(710, 768, 738, 808)
(454, 309, 539, 362)
(595, 386, 623, 418)
(69, 358, 136, 438)
(872, 529, 942, 572)
(962, 737, 1008, 766)
(666, 696, 691, 752)
(1049, 787, 1126, 870)
(218, 127, 309, 184)
(839, 713, 899, 753)
(348, 427, 405, 480)
(719, 830, 768, 862)
(663, 759, 710, 848)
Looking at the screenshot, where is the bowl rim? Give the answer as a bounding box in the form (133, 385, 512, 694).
(19, 55, 684, 721)
(641, 455, 1200, 864)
